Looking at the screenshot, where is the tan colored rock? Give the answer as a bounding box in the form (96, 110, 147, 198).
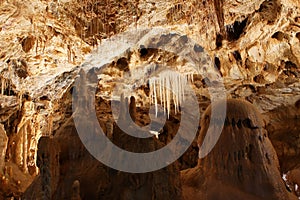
(182, 99, 295, 200)
(0, 124, 8, 174)
(0, 0, 300, 198)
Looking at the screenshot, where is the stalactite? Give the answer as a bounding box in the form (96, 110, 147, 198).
(22, 123, 28, 173)
(18, 91, 23, 110)
(1, 79, 3, 95)
(0, 76, 12, 96)
(67, 44, 71, 63)
(15, 118, 29, 173)
(1, 77, 6, 95)
(15, 101, 37, 173)
(15, 124, 24, 170)
(31, 114, 42, 175)
(35, 37, 39, 55)
(148, 71, 192, 118)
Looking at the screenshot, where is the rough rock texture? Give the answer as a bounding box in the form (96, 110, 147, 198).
(265, 105, 300, 173)
(0, 0, 300, 198)
(181, 99, 296, 200)
(285, 167, 300, 197)
(0, 123, 8, 174)
(23, 96, 182, 200)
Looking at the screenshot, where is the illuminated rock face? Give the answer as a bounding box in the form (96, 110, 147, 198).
(0, 0, 300, 198)
(182, 99, 295, 200)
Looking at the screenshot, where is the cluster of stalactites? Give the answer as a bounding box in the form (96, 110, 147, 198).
(148, 70, 194, 118)
(0, 77, 8, 95)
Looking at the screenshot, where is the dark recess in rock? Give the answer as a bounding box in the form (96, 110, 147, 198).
(139, 46, 148, 57)
(21, 36, 35, 53)
(116, 57, 129, 72)
(214, 56, 221, 71)
(232, 50, 242, 62)
(272, 31, 286, 41)
(283, 61, 299, 77)
(295, 99, 300, 109)
(216, 33, 223, 48)
(225, 17, 248, 41)
(254, 74, 266, 84)
(296, 32, 300, 41)
(39, 96, 50, 101)
(259, 0, 281, 24)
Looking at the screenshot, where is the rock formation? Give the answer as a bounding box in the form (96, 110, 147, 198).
(285, 168, 300, 197)
(0, 124, 8, 174)
(181, 99, 296, 200)
(24, 95, 182, 200)
(0, 0, 300, 198)
(71, 180, 81, 200)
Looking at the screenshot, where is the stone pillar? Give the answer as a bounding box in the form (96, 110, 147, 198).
(129, 96, 136, 122)
(182, 99, 293, 200)
(71, 180, 81, 200)
(0, 124, 8, 174)
(37, 137, 60, 200)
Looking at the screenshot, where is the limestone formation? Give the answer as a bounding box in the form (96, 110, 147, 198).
(105, 96, 182, 200)
(71, 180, 81, 200)
(285, 168, 300, 197)
(129, 96, 137, 122)
(181, 99, 296, 200)
(37, 137, 60, 200)
(0, 124, 8, 174)
(24, 91, 184, 199)
(0, 0, 300, 198)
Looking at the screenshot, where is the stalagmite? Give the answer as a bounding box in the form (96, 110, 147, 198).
(129, 96, 137, 122)
(37, 137, 60, 200)
(0, 124, 8, 175)
(71, 180, 82, 200)
(15, 101, 38, 174)
(181, 99, 294, 200)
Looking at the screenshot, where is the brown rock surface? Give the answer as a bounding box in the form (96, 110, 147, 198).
(285, 168, 300, 197)
(0, 0, 300, 198)
(181, 99, 296, 200)
(0, 124, 8, 174)
(23, 96, 182, 200)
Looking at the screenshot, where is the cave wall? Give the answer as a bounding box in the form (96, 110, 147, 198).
(0, 0, 300, 198)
